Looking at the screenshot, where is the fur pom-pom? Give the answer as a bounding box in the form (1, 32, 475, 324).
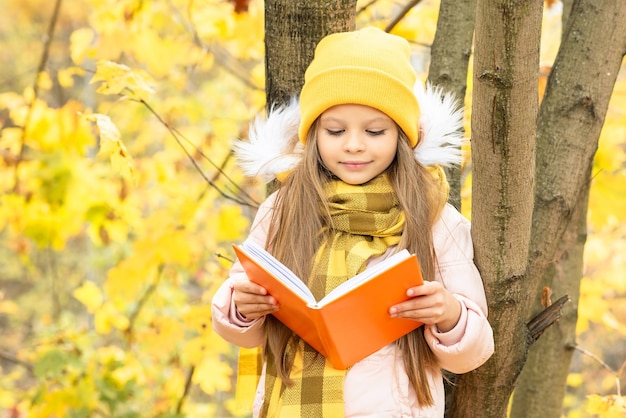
(232, 98, 302, 181)
(414, 82, 466, 167)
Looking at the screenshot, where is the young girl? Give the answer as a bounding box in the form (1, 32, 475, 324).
(212, 27, 494, 418)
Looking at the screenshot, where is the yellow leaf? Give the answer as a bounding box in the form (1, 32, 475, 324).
(193, 355, 232, 395)
(111, 356, 146, 386)
(162, 368, 186, 399)
(72, 281, 103, 313)
(70, 27, 96, 64)
(156, 230, 192, 265)
(182, 305, 214, 334)
(131, 29, 191, 78)
(36, 71, 53, 91)
(85, 113, 134, 179)
(104, 256, 156, 302)
(192, 3, 236, 40)
(586, 394, 626, 416)
(212, 118, 240, 142)
(94, 302, 129, 334)
(0, 300, 17, 315)
(57, 67, 86, 88)
(95, 345, 126, 364)
(137, 317, 184, 357)
(181, 330, 230, 367)
(251, 62, 265, 93)
(0, 387, 15, 408)
(90, 60, 156, 100)
(566, 372, 584, 388)
(217, 205, 249, 242)
(181, 336, 208, 366)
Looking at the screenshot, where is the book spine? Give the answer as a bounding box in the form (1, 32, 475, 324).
(310, 306, 349, 370)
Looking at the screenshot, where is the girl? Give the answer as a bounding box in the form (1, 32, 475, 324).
(212, 27, 494, 418)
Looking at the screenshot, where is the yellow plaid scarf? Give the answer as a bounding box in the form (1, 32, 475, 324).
(237, 175, 404, 417)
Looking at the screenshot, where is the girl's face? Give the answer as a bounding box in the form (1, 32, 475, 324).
(316, 104, 399, 185)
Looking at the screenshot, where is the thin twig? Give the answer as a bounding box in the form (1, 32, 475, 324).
(176, 365, 196, 414)
(0, 350, 34, 374)
(135, 97, 258, 207)
(357, 0, 380, 16)
(13, 0, 63, 192)
(167, 0, 262, 91)
(385, 0, 423, 33)
(567, 343, 624, 396)
(125, 265, 163, 346)
(166, 119, 258, 206)
(567, 343, 618, 377)
(215, 252, 235, 264)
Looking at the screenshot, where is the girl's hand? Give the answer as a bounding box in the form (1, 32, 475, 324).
(232, 278, 279, 320)
(389, 281, 462, 332)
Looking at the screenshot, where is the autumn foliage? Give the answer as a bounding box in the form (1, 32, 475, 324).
(0, 0, 624, 417)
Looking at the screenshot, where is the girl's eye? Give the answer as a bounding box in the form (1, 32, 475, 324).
(367, 130, 385, 136)
(326, 129, 344, 136)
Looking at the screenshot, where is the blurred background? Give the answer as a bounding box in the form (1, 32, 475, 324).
(0, 0, 624, 417)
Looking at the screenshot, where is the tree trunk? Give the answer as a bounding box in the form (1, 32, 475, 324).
(511, 1, 626, 416)
(263, 0, 356, 194)
(425, 0, 477, 409)
(510, 181, 588, 418)
(448, 1, 544, 417)
(264, 0, 356, 109)
(427, 0, 477, 211)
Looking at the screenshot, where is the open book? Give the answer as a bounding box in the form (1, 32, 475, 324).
(233, 241, 424, 370)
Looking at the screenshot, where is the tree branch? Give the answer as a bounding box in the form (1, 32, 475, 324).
(357, 0, 381, 15)
(176, 365, 196, 414)
(165, 0, 262, 91)
(384, 0, 423, 32)
(13, 0, 63, 192)
(136, 97, 259, 208)
(125, 264, 163, 346)
(0, 350, 34, 374)
(526, 294, 570, 343)
(567, 343, 625, 397)
(215, 252, 235, 264)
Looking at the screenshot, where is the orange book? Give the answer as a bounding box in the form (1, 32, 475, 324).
(233, 241, 424, 370)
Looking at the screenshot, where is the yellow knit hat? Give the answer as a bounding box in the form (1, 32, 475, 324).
(298, 27, 420, 147)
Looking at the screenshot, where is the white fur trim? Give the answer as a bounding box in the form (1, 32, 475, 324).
(414, 82, 465, 167)
(233, 82, 466, 180)
(232, 97, 303, 181)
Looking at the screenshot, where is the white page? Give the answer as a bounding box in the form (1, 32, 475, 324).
(240, 241, 315, 303)
(241, 241, 411, 308)
(320, 249, 411, 306)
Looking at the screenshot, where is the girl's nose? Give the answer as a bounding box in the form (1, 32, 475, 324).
(343, 132, 365, 152)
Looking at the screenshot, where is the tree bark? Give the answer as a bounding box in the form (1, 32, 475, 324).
(427, 0, 477, 211)
(264, 0, 356, 109)
(263, 0, 356, 194)
(511, 1, 626, 416)
(448, 1, 544, 417)
(425, 0, 477, 408)
(510, 182, 587, 418)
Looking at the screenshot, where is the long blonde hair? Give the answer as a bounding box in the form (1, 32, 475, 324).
(264, 120, 445, 406)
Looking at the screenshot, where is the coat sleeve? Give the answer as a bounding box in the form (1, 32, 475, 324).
(210, 193, 279, 349)
(424, 204, 494, 374)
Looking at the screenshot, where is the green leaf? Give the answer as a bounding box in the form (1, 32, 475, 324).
(33, 349, 71, 379)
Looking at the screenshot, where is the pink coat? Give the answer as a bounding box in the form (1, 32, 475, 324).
(212, 193, 494, 417)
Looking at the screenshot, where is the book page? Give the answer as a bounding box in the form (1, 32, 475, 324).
(319, 249, 411, 306)
(239, 241, 315, 303)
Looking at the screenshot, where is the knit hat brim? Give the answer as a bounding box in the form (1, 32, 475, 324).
(298, 67, 420, 147)
(234, 82, 465, 183)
